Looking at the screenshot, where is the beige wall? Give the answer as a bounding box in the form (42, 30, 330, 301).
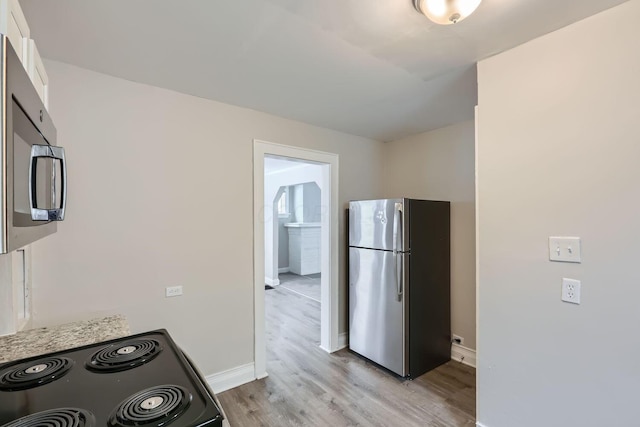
(383, 121, 476, 349)
(31, 60, 384, 376)
(477, 1, 640, 426)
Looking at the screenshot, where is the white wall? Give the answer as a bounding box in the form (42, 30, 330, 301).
(477, 1, 640, 426)
(298, 182, 322, 223)
(383, 121, 476, 350)
(31, 60, 383, 377)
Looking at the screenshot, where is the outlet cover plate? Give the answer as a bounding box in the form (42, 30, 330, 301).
(561, 278, 581, 304)
(165, 286, 183, 297)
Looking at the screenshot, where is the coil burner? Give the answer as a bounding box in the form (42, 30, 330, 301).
(0, 357, 74, 391)
(108, 385, 191, 427)
(1, 408, 95, 427)
(86, 339, 161, 372)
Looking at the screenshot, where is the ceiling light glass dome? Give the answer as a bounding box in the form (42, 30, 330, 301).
(413, 0, 482, 25)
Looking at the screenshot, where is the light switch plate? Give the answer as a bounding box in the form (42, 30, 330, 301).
(549, 237, 581, 263)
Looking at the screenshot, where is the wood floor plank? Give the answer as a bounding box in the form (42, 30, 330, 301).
(218, 286, 476, 426)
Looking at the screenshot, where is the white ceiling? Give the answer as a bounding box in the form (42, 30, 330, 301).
(20, 0, 628, 142)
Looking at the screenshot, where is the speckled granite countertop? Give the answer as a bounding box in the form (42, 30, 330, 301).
(0, 315, 130, 364)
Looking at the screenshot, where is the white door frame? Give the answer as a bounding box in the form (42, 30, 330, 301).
(253, 139, 340, 379)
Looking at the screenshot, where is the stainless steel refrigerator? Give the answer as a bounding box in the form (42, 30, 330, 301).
(348, 198, 451, 378)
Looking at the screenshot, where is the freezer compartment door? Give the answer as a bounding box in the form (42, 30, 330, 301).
(349, 247, 405, 376)
(349, 199, 406, 251)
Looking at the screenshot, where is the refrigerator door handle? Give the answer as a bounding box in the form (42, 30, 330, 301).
(393, 202, 403, 301)
(397, 253, 404, 301)
(393, 202, 403, 253)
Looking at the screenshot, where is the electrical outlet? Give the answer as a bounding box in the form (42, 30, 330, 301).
(452, 334, 464, 345)
(561, 278, 581, 304)
(165, 286, 183, 297)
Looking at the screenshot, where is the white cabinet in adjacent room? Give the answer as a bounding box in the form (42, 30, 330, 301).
(0, 0, 30, 69)
(285, 223, 321, 275)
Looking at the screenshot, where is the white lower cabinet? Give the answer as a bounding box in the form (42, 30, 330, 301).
(0, 247, 32, 336)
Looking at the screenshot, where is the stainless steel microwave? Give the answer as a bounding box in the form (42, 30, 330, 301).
(0, 35, 66, 254)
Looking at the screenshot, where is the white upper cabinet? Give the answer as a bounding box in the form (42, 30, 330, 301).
(28, 39, 48, 108)
(0, 0, 30, 69)
(0, 0, 49, 110)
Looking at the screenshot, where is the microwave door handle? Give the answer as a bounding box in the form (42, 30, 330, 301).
(59, 147, 67, 220)
(29, 145, 67, 221)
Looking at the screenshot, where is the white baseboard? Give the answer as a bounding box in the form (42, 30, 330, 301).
(476, 423, 488, 427)
(206, 363, 256, 394)
(278, 267, 290, 273)
(265, 277, 280, 286)
(451, 343, 476, 368)
(320, 333, 348, 353)
(337, 332, 348, 350)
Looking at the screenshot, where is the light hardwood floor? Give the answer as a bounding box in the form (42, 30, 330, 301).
(218, 286, 476, 426)
(278, 273, 321, 302)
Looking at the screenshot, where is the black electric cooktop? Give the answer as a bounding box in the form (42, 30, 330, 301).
(0, 329, 223, 427)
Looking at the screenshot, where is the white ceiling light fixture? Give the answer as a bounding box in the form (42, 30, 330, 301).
(413, 0, 482, 25)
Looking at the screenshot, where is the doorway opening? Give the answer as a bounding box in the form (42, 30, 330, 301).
(253, 140, 339, 379)
(268, 176, 322, 304)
